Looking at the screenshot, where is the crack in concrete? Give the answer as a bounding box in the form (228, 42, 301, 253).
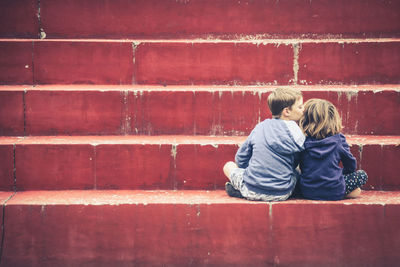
(23, 90, 27, 137)
(37, 0, 46, 39)
(12, 145, 17, 192)
(93, 146, 97, 190)
(170, 144, 178, 189)
(0, 192, 17, 265)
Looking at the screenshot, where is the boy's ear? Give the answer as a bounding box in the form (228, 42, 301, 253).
(282, 107, 290, 117)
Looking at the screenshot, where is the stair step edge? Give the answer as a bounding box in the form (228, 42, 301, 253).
(3, 190, 400, 205)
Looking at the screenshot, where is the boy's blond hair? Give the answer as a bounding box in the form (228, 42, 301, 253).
(268, 88, 303, 118)
(299, 99, 343, 139)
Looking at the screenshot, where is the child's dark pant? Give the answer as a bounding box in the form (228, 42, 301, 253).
(344, 170, 368, 195)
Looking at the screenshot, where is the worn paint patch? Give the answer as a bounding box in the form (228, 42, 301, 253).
(121, 91, 131, 134)
(200, 143, 219, 148)
(292, 43, 300, 85)
(345, 90, 358, 102)
(171, 144, 178, 162)
(131, 42, 140, 84)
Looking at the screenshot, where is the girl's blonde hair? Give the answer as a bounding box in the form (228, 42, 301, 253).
(299, 99, 343, 139)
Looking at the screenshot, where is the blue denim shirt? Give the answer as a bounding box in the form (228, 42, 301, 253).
(235, 119, 305, 196)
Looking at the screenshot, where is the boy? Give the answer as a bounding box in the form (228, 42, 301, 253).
(223, 87, 305, 201)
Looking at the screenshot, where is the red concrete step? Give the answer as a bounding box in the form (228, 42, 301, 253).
(0, 0, 38, 38)
(0, 135, 398, 191)
(1, 190, 399, 266)
(298, 41, 400, 85)
(1, 39, 399, 85)
(0, 40, 133, 85)
(1, 0, 400, 39)
(1, 85, 399, 136)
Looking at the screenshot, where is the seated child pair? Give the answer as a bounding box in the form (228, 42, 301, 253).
(223, 88, 367, 201)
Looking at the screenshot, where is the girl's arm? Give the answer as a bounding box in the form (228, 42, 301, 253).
(235, 130, 255, 169)
(340, 134, 357, 174)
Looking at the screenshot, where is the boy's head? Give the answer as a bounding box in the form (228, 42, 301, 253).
(299, 98, 343, 139)
(268, 88, 303, 122)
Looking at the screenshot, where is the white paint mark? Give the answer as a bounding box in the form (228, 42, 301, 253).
(39, 28, 46, 39)
(358, 144, 363, 169)
(345, 90, 358, 102)
(300, 79, 308, 85)
(132, 42, 140, 84)
(171, 145, 178, 161)
(121, 91, 131, 134)
(293, 43, 300, 85)
(200, 143, 219, 148)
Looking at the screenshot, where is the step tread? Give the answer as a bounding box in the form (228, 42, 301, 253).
(1, 84, 400, 92)
(5, 190, 400, 205)
(1, 135, 399, 145)
(0, 192, 14, 204)
(2, 38, 400, 43)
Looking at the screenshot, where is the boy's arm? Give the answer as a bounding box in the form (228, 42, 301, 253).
(340, 134, 357, 174)
(293, 152, 301, 169)
(235, 132, 254, 169)
(285, 120, 305, 151)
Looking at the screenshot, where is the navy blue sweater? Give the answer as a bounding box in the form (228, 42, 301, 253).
(299, 134, 357, 200)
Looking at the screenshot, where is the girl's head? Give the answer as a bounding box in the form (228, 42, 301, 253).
(300, 99, 343, 139)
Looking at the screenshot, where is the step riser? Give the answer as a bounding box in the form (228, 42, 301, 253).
(0, 142, 397, 191)
(0, 42, 33, 84)
(137, 42, 400, 85)
(135, 42, 294, 85)
(9, 144, 236, 191)
(299, 42, 400, 85)
(0, 91, 24, 136)
(354, 145, 399, 190)
(0, 0, 38, 38)
(2, 0, 400, 39)
(1, 90, 399, 136)
(0, 146, 14, 191)
(2, 202, 399, 266)
(1, 41, 400, 85)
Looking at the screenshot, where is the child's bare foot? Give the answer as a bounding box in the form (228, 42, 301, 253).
(346, 188, 362, 198)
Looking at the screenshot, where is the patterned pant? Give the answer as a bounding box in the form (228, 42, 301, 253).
(229, 168, 296, 202)
(344, 170, 368, 195)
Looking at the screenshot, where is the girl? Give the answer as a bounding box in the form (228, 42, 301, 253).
(299, 99, 368, 200)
